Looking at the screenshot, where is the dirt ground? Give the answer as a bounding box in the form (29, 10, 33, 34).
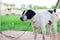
(0, 30, 60, 40)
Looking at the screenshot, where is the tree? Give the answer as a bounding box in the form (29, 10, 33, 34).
(39, 6, 48, 9)
(21, 4, 26, 10)
(51, 3, 60, 9)
(33, 5, 40, 10)
(50, 5, 55, 9)
(9, 4, 15, 7)
(58, 3, 60, 9)
(28, 4, 33, 9)
(4, 3, 8, 6)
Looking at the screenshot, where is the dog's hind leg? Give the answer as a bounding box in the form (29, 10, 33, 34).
(47, 24, 53, 40)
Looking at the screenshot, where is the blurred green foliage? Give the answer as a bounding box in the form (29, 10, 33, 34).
(0, 15, 60, 32)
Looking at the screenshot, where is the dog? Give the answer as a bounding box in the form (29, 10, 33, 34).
(20, 9, 58, 40)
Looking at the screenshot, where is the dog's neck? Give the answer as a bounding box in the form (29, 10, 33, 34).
(29, 14, 36, 23)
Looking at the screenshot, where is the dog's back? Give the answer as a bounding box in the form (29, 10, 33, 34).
(30, 9, 57, 27)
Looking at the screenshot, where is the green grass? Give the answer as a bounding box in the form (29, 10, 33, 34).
(0, 15, 60, 33)
(0, 15, 33, 31)
(57, 20, 60, 32)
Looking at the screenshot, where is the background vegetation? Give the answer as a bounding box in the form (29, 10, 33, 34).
(3, 3, 60, 10)
(0, 15, 60, 33)
(20, 4, 60, 10)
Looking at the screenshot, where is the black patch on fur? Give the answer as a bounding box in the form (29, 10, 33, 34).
(53, 9, 56, 12)
(25, 10, 36, 19)
(48, 9, 56, 14)
(48, 10, 53, 14)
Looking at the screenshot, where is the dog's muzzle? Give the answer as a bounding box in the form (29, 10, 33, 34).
(20, 17, 24, 21)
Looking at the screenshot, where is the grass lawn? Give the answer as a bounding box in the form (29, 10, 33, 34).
(0, 15, 60, 33)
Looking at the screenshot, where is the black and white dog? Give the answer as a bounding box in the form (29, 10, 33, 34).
(20, 9, 58, 40)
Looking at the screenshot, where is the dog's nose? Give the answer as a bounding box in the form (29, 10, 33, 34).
(20, 17, 24, 21)
(20, 17, 22, 20)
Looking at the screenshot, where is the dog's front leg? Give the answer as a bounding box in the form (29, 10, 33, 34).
(41, 26, 46, 40)
(33, 27, 37, 40)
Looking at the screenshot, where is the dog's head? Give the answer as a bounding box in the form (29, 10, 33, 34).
(20, 9, 36, 21)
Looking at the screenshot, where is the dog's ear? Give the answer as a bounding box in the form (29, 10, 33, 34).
(26, 10, 36, 19)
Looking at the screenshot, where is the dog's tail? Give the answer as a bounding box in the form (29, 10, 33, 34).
(53, 0, 60, 13)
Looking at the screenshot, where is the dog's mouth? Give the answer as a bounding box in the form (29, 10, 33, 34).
(20, 17, 27, 21)
(20, 17, 24, 21)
